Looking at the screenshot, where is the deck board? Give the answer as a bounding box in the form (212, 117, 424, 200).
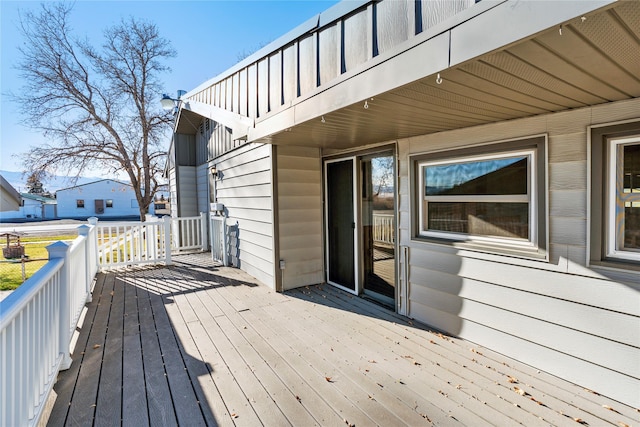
(136, 271, 178, 426)
(121, 272, 149, 427)
(67, 272, 114, 425)
(48, 254, 639, 427)
(95, 275, 125, 426)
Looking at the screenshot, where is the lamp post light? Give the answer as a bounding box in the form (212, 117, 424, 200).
(160, 90, 187, 112)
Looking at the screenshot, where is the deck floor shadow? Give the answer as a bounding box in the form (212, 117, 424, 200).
(48, 253, 638, 427)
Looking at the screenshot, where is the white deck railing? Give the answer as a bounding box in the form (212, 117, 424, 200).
(171, 213, 208, 253)
(95, 217, 172, 269)
(0, 212, 216, 425)
(0, 224, 97, 427)
(210, 214, 228, 265)
(373, 213, 395, 245)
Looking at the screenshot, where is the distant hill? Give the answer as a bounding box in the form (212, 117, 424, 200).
(0, 170, 108, 195)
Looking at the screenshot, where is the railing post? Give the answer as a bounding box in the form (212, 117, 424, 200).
(163, 216, 172, 265)
(200, 212, 208, 252)
(77, 225, 93, 303)
(47, 241, 73, 370)
(222, 216, 228, 266)
(145, 215, 155, 261)
(88, 217, 100, 269)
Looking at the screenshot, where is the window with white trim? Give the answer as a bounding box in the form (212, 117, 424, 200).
(414, 136, 546, 253)
(606, 135, 640, 261)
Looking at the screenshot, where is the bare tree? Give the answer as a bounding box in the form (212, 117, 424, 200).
(12, 2, 176, 219)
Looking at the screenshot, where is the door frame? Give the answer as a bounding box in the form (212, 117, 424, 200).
(324, 156, 360, 294)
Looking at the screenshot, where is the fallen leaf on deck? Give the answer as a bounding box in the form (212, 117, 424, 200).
(530, 397, 544, 406)
(325, 376, 333, 382)
(93, 344, 101, 349)
(413, 361, 421, 366)
(429, 340, 436, 344)
(513, 387, 528, 396)
(295, 395, 301, 402)
(573, 418, 586, 424)
(231, 413, 238, 419)
(618, 423, 629, 427)
(603, 405, 619, 413)
(507, 376, 519, 383)
(368, 360, 376, 363)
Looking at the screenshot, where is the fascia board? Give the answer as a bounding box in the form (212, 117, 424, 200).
(450, 0, 617, 67)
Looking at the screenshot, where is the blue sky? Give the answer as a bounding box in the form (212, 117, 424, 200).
(0, 0, 340, 174)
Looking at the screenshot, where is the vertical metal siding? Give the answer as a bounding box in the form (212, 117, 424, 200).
(248, 63, 258, 119)
(298, 34, 316, 96)
(282, 43, 297, 105)
(318, 24, 339, 85)
(239, 68, 248, 117)
(343, 10, 369, 72)
(376, 0, 410, 55)
(257, 58, 269, 117)
(184, 0, 477, 126)
(268, 52, 282, 112)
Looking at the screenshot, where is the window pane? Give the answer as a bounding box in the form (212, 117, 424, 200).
(425, 156, 527, 196)
(623, 143, 640, 249)
(624, 205, 640, 250)
(623, 144, 640, 193)
(426, 202, 529, 239)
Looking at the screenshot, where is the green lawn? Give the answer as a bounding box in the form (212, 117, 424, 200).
(0, 235, 76, 291)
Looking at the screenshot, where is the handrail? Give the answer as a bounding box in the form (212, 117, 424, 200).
(0, 258, 64, 331)
(0, 223, 96, 427)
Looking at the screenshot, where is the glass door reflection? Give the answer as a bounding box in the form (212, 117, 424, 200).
(361, 154, 395, 305)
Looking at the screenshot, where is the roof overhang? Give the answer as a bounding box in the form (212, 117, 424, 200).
(172, 0, 638, 151)
(249, 0, 638, 149)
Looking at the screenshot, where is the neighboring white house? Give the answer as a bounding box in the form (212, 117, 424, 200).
(56, 179, 170, 219)
(0, 193, 56, 222)
(166, 0, 639, 407)
(56, 179, 138, 219)
(0, 174, 21, 212)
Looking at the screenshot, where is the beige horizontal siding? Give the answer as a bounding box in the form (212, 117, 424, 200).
(276, 146, 324, 290)
(215, 143, 274, 288)
(401, 98, 640, 407)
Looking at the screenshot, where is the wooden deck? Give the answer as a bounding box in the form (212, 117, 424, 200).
(48, 253, 638, 427)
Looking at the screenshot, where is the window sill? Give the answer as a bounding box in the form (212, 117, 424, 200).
(412, 235, 548, 263)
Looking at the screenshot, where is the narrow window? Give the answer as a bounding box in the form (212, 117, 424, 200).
(76, 199, 85, 208)
(106, 199, 113, 208)
(606, 135, 640, 261)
